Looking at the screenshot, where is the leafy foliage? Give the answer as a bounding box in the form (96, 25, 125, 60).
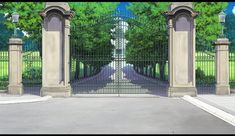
(0, 2, 43, 40)
(69, 2, 119, 76)
(196, 68, 215, 84)
(125, 2, 170, 80)
(194, 2, 228, 50)
(22, 67, 42, 80)
(225, 13, 235, 51)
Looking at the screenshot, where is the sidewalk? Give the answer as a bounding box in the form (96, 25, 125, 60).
(0, 93, 52, 104)
(196, 94, 235, 116)
(182, 94, 235, 127)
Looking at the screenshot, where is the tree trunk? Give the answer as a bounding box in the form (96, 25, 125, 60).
(74, 56, 80, 80)
(84, 64, 88, 77)
(140, 65, 143, 75)
(159, 61, 166, 81)
(150, 66, 153, 78)
(153, 64, 156, 78)
(91, 66, 94, 76)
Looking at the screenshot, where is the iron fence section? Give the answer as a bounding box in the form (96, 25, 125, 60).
(196, 45, 216, 94)
(0, 41, 8, 91)
(22, 37, 42, 96)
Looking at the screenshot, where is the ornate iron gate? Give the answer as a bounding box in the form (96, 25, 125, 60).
(70, 12, 169, 96)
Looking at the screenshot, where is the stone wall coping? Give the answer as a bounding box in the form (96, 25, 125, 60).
(214, 38, 230, 46)
(8, 38, 23, 45)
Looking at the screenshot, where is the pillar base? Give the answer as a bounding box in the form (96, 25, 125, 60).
(40, 85, 72, 97)
(216, 85, 230, 95)
(168, 87, 197, 97)
(8, 84, 24, 95)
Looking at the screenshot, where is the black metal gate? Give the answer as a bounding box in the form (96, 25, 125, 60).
(70, 11, 169, 96)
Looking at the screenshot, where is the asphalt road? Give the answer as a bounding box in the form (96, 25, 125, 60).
(0, 97, 235, 134)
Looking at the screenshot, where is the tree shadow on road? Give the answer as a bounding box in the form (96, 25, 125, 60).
(121, 65, 169, 97)
(71, 65, 116, 94)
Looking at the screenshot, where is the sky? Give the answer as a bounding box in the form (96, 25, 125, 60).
(226, 2, 235, 14)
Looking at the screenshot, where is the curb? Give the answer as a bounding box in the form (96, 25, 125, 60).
(0, 96, 52, 105)
(182, 95, 235, 127)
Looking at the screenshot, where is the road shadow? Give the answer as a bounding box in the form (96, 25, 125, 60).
(71, 65, 116, 94)
(122, 64, 168, 97)
(23, 85, 41, 96)
(196, 85, 215, 95)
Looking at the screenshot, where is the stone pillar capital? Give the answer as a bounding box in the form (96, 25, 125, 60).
(214, 38, 230, 46)
(9, 38, 23, 45)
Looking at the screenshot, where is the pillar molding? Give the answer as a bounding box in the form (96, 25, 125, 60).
(8, 38, 24, 95)
(164, 2, 199, 97)
(214, 38, 230, 95)
(39, 2, 74, 97)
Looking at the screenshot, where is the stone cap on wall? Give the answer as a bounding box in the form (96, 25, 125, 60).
(8, 38, 23, 45)
(214, 38, 230, 46)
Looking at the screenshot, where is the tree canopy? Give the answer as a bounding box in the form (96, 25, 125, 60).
(225, 13, 235, 51)
(194, 2, 228, 50)
(124, 2, 228, 79)
(69, 2, 119, 78)
(0, 2, 43, 40)
(125, 2, 170, 80)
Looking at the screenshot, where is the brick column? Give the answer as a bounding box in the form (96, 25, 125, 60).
(8, 38, 23, 95)
(214, 38, 230, 95)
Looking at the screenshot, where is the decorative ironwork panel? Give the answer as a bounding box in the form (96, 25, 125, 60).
(70, 10, 169, 96)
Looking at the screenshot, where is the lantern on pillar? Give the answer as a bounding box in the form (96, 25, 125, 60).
(219, 11, 226, 38)
(11, 10, 19, 37)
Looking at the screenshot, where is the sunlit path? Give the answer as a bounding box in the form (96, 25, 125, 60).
(71, 60, 168, 96)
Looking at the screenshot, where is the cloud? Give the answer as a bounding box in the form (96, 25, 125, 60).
(233, 6, 235, 14)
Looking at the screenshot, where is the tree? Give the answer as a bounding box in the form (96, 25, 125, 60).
(125, 2, 228, 80)
(0, 2, 43, 40)
(0, 14, 12, 50)
(0, 2, 44, 59)
(69, 2, 119, 79)
(125, 2, 170, 80)
(0, 2, 119, 80)
(193, 2, 228, 50)
(225, 13, 235, 51)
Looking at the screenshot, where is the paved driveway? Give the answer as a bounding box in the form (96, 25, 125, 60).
(71, 62, 168, 96)
(0, 97, 235, 134)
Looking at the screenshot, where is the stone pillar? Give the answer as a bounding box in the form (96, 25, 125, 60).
(214, 38, 230, 95)
(164, 2, 199, 97)
(39, 2, 74, 97)
(8, 38, 23, 95)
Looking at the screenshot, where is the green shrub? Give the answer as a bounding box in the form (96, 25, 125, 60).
(196, 68, 215, 84)
(0, 75, 8, 81)
(23, 67, 42, 80)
